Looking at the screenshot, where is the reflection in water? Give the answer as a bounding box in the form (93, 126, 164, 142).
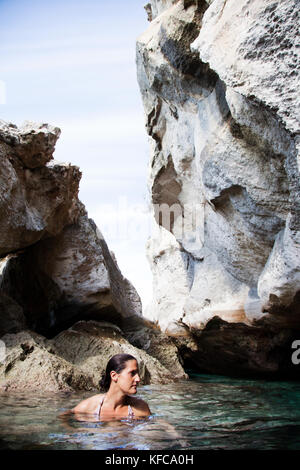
(57, 411, 189, 450)
(0, 372, 300, 449)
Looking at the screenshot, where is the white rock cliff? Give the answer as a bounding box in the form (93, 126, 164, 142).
(137, 0, 300, 377)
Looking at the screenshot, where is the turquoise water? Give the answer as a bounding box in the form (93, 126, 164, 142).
(0, 372, 300, 450)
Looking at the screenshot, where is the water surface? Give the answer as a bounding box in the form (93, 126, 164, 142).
(1, 372, 300, 450)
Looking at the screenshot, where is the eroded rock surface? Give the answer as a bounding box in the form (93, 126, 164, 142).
(137, 0, 300, 376)
(0, 330, 94, 393)
(192, 0, 300, 135)
(0, 118, 187, 391)
(52, 320, 178, 386)
(1, 211, 142, 336)
(122, 315, 188, 379)
(0, 120, 61, 169)
(0, 292, 26, 337)
(0, 120, 81, 257)
(175, 315, 300, 379)
(0, 321, 184, 393)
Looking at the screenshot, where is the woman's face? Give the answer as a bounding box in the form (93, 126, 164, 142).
(116, 359, 140, 394)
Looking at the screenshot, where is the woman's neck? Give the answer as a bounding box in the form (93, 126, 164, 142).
(104, 386, 128, 410)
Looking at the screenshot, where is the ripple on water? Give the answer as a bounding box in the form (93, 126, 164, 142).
(0, 374, 300, 449)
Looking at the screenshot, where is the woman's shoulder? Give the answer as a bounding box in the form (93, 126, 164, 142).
(72, 393, 104, 414)
(128, 396, 151, 416)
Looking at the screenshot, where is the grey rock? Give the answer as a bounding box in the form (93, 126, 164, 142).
(0, 212, 142, 336)
(0, 330, 95, 393)
(122, 315, 188, 379)
(137, 0, 300, 376)
(0, 120, 81, 257)
(191, 0, 300, 135)
(258, 216, 300, 315)
(52, 320, 179, 388)
(0, 292, 26, 337)
(0, 120, 60, 169)
(0, 322, 184, 393)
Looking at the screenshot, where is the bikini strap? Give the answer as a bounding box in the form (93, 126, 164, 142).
(128, 404, 134, 418)
(96, 395, 105, 417)
(96, 395, 134, 418)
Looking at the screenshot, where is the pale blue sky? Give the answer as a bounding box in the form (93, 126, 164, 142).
(0, 0, 153, 306)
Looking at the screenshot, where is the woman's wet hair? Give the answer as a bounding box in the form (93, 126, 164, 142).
(99, 353, 137, 391)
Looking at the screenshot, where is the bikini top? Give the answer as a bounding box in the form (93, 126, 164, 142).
(95, 395, 135, 419)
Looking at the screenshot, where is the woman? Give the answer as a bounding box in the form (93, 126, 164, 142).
(71, 353, 151, 420)
(60, 354, 188, 447)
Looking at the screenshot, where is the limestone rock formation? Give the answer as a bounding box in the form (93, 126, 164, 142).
(192, 0, 300, 135)
(174, 315, 300, 378)
(0, 292, 26, 337)
(191, 0, 300, 318)
(0, 330, 94, 393)
(0, 321, 182, 393)
(52, 320, 178, 387)
(1, 211, 142, 336)
(137, 0, 300, 377)
(0, 120, 81, 257)
(122, 315, 188, 379)
(0, 118, 187, 390)
(0, 120, 61, 169)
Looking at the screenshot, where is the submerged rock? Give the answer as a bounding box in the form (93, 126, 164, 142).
(137, 0, 300, 376)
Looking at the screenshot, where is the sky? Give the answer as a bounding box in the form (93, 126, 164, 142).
(0, 0, 154, 307)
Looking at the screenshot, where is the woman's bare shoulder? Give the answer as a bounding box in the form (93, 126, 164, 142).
(72, 393, 104, 414)
(129, 396, 151, 416)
